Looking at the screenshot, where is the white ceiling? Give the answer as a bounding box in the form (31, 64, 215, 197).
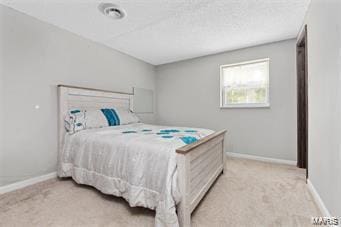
(1, 0, 310, 65)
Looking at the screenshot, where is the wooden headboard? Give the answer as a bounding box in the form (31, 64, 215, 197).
(57, 84, 134, 153)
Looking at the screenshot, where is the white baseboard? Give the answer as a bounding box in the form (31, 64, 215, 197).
(226, 152, 296, 165)
(0, 172, 57, 195)
(307, 179, 331, 217)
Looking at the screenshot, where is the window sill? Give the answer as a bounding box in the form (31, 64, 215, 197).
(220, 104, 270, 109)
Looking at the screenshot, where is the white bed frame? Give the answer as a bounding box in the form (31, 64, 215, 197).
(58, 84, 226, 227)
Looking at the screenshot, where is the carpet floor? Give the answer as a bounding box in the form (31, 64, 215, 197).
(0, 157, 321, 227)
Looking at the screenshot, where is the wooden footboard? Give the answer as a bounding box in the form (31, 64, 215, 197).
(176, 130, 226, 227)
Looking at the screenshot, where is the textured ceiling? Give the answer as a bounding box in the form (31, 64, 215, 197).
(0, 0, 310, 65)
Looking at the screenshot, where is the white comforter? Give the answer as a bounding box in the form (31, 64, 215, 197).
(58, 123, 213, 227)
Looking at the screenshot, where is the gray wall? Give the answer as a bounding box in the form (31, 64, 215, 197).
(0, 5, 156, 186)
(304, 0, 341, 216)
(156, 39, 297, 161)
(0, 15, 4, 185)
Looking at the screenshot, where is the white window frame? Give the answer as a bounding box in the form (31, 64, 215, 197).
(220, 58, 270, 108)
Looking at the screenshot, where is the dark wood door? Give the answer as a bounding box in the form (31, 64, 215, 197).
(296, 25, 308, 178)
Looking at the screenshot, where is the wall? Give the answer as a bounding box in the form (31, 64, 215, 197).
(304, 0, 341, 216)
(0, 5, 156, 186)
(156, 39, 297, 161)
(0, 13, 4, 186)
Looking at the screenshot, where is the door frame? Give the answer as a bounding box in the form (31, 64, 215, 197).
(296, 25, 308, 179)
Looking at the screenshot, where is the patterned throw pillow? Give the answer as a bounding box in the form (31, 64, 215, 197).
(64, 109, 86, 134)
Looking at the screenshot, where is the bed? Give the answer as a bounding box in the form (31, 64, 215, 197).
(57, 85, 226, 227)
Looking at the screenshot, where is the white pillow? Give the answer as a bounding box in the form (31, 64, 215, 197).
(85, 110, 109, 129)
(115, 108, 140, 125)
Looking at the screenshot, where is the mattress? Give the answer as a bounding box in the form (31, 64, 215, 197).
(58, 123, 213, 227)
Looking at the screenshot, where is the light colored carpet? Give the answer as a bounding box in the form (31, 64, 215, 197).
(0, 158, 321, 227)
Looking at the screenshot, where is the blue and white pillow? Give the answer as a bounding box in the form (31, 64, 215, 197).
(65, 108, 139, 134)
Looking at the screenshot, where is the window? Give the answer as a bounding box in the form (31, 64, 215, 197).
(220, 58, 270, 108)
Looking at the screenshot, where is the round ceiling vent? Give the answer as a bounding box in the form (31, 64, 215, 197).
(98, 3, 126, 20)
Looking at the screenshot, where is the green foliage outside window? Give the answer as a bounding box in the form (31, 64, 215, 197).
(225, 87, 267, 104)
